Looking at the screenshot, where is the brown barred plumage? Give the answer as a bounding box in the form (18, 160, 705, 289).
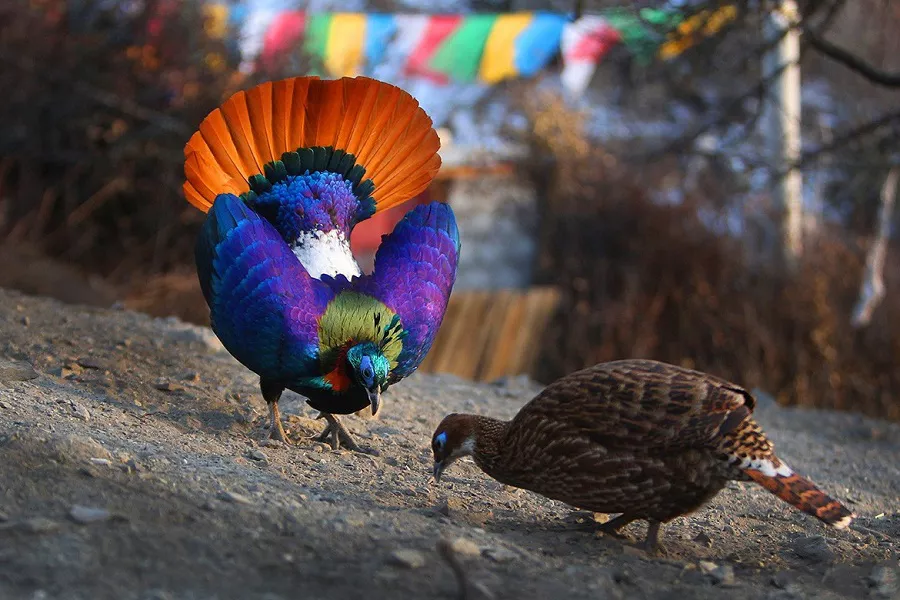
(430, 359, 853, 553)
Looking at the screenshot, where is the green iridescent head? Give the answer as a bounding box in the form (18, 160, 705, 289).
(346, 342, 390, 415)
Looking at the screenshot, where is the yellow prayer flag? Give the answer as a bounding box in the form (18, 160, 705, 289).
(203, 4, 229, 40)
(324, 13, 367, 77)
(479, 13, 533, 84)
(659, 4, 737, 60)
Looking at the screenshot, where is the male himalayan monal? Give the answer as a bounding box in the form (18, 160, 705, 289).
(431, 359, 853, 553)
(183, 76, 460, 452)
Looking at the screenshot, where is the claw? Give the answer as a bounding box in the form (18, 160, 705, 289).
(268, 401, 290, 444)
(593, 514, 636, 540)
(313, 412, 379, 455)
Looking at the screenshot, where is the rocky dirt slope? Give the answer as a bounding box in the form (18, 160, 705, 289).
(0, 288, 898, 600)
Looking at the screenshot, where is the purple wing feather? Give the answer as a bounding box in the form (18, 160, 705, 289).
(196, 194, 333, 382)
(356, 201, 460, 381)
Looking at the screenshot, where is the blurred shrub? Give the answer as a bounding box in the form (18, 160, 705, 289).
(524, 91, 900, 421)
(0, 0, 305, 281)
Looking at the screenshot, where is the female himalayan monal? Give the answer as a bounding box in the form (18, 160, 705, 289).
(430, 359, 853, 553)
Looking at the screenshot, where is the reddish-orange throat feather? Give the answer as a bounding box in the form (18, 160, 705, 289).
(323, 343, 353, 392)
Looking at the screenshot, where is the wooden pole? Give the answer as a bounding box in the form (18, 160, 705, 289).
(763, 0, 803, 271)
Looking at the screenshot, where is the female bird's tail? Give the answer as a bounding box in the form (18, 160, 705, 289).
(183, 76, 441, 219)
(723, 416, 853, 529)
(742, 458, 854, 529)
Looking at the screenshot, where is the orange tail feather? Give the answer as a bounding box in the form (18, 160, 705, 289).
(745, 465, 853, 529)
(183, 76, 441, 214)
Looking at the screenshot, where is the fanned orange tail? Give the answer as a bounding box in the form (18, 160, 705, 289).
(744, 461, 854, 529)
(183, 76, 441, 214)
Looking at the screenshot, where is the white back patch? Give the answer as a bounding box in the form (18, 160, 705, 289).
(292, 229, 362, 280)
(735, 455, 794, 477)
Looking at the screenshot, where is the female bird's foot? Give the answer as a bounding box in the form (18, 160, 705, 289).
(314, 412, 379, 455)
(640, 521, 663, 555)
(268, 401, 290, 444)
(593, 514, 636, 540)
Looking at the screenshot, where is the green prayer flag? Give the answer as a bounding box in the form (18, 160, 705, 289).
(428, 14, 497, 82)
(304, 13, 332, 60)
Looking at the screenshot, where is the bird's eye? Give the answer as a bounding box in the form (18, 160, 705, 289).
(363, 367, 374, 379)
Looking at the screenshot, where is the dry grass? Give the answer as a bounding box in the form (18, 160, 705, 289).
(523, 94, 900, 421)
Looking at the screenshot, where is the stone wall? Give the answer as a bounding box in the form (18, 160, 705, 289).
(447, 173, 538, 290)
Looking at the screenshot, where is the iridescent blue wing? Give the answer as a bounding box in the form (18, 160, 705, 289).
(355, 202, 460, 382)
(196, 194, 333, 382)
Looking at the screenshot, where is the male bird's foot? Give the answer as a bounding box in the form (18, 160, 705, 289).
(314, 412, 379, 455)
(268, 401, 291, 445)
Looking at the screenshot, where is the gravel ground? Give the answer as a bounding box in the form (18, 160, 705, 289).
(0, 287, 897, 600)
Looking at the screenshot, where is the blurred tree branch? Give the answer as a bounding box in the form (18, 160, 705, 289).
(852, 165, 899, 327)
(803, 26, 900, 88)
(0, 50, 192, 136)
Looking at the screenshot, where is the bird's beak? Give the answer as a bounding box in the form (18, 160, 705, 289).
(432, 461, 445, 483)
(367, 388, 381, 416)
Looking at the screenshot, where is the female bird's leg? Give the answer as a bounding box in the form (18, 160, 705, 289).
(593, 514, 637, 539)
(315, 412, 360, 452)
(261, 380, 288, 443)
(641, 521, 663, 555)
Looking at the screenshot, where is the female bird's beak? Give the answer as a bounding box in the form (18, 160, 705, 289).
(432, 460, 445, 483)
(367, 388, 381, 416)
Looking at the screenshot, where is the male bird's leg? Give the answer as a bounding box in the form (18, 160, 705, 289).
(315, 412, 360, 452)
(261, 380, 288, 443)
(593, 514, 637, 539)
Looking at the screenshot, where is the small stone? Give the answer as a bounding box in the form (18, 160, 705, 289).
(0, 359, 39, 383)
(248, 449, 268, 463)
(21, 316, 30, 327)
(19, 518, 60, 534)
(0, 401, 10, 409)
(69, 402, 90, 421)
(693, 532, 713, 547)
(790, 535, 834, 562)
(47, 435, 111, 464)
(437, 497, 465, 516)
(153, 378, 184, 392)
(389, 549, 426, 569)
(868, 564, 899, 598)
(59, 367, 78, 379)
(76, 357, 105, 370)
(89, 458, 112, 466)
(78, 466, 97, 478)
(180, 371, 201, 382)
(771, 571, 798, 589)
(114, 456, 139, 474)
(699, 561, 735, 586)
(449, 538, 481, 558)
(0, 511, 8, 522)
(217, 491, 252, 505)
(201, 500, 220, 512)
(69, 505, 111, 524)
(483, 547, 517, 563)
(259, 439, 284, 448)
